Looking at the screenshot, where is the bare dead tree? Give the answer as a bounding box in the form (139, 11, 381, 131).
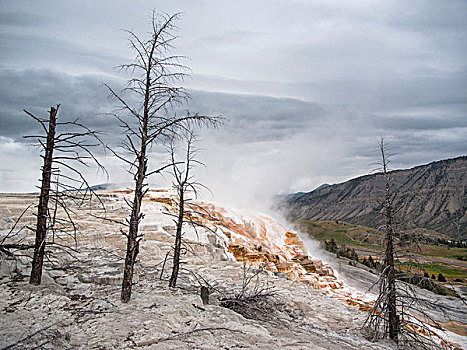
(167, 129, 207, 288)
(105, 10, 221, 302)
(379, 138, 399, 341)
(364, 139, 455, 349)
(22, 105, 106, 285)
(28, 106, 58, 285)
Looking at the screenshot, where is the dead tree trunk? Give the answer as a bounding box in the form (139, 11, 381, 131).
(120, 20, 153, 303)
(106, 10, 222, 302)
(169, 188, 184, 287)
(120, 181, 143, 301)
(167, 130, 203, 288)
(22, 104, 105, 286)
(121, 118, 148, 302)
(29, 105, 58, 285)
(364, 139, 453, 347)
(381, 143, 399, 341)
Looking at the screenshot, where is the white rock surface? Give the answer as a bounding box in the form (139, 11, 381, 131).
(0, 191, 463, 349)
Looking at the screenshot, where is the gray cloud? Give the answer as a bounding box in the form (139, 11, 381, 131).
(0, 69, 119, 140)
(0, 1, 465, 210)
(0, 11, 48, 27)
(188, 91, 324, 142)
(0, 68, 465, 198)
(386, 1, 467, 32)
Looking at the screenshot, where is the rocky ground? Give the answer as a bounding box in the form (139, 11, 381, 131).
(0, 192, 465, 349)
(323, 250, 467, 346)
(0, 247, 395, 350)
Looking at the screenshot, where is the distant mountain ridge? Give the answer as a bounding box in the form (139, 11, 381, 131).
(282, 156, 467, 240)
(283, 184, 331, 202)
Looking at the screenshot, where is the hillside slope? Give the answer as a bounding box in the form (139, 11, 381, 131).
(283, 156, 467, 240)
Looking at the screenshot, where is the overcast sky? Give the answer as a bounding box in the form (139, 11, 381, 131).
(0, 0, 466, 209)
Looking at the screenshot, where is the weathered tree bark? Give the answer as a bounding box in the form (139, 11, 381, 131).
(121, 147, 146, 301)
(381, 141, 399, 341)
(29, 106, 58, 285)
(120, 33, 154, 303)
(169, 189, 184, 288)
(120, 110, 148, 301)
(120, 169, 144, 301)
(167, 131, 199, 288)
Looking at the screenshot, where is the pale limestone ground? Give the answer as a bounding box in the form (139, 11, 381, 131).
(0, 192, 394, 349)
(0, 251, 394, 350)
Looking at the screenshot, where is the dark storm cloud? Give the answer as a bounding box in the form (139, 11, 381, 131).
(0, 69, 121, 141)
(188, 90, 324, 142)
(0, 32, 124, 75)
(0, 69, 324, 146)
(189, 70, 467, 114)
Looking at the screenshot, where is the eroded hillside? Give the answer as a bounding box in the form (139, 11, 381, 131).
(283, 156, 467, 240)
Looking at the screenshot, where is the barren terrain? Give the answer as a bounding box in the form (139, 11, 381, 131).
(0, 191, 465, 349)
